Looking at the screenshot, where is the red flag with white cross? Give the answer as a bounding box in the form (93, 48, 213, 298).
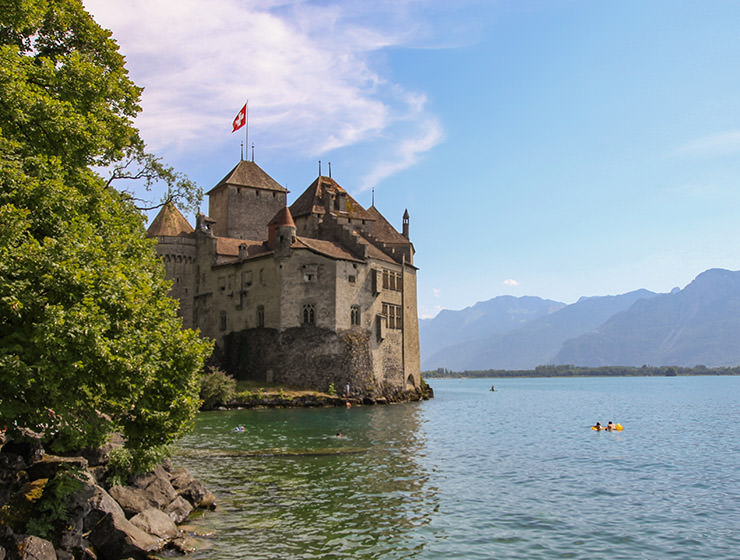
(232, 103, 247, 132)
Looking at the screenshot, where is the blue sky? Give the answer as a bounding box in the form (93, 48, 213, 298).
(85, 0, 740, 318)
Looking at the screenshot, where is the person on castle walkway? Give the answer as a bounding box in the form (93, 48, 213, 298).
(345, 383, 351, 397)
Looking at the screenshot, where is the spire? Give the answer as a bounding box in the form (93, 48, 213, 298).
(402, 208, 409, 239)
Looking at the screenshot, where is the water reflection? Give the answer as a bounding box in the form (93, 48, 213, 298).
(174, 403, 437, 559)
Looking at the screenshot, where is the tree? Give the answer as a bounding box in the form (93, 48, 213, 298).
(0, 0, 212, 467)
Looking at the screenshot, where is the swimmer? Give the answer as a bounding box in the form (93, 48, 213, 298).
(606, 421, 615, 431)
(336, 432, 343, 438)
(593, 421, 603, 431)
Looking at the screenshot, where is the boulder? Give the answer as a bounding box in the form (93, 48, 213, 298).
(26, 456, 88, 482)
(164, 496, 193, 524)
(129, 509, 178, 540)
(107, 486, 151, 518)
(16, 535, 57, 560)
(169, 468, 216, 510)
(88, 512, 159, 559)
(130, 467, 178, 510)
(83, 485, 126, 532)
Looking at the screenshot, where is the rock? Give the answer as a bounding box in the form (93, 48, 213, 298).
(169, 469, 216, 509)
(26, 456, 88, 482)
(130, 467, 178, 509)
(108, 486, 151, 518)
(88, 512, 159, 559)
(0, 544, 6, 560)
(164, 496, 193, 524)
(83, 485, 125, 532)
(129, 509, 178, 540)
(16, 535, 57, 560)
(80, 434, 124, 467)
(53, 550, 73, 560)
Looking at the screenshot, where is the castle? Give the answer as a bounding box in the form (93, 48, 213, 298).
(146, 159, 422, 400)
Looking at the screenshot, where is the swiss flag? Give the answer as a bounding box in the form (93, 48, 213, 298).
(232, 103, 247, 132)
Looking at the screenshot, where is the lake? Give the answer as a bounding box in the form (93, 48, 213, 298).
(173, 376, 740, 559)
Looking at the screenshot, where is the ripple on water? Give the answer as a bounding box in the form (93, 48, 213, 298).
(173, 377, 740, 559)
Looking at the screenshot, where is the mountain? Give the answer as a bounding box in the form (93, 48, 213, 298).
(419, 296, 565, 364)
(555, 268, 740, 367)
(422, 289, 656, 370)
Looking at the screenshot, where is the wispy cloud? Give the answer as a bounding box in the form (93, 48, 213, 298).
(672, 130, 740, 158)
(504, 279, 520, 287)
(432, 288, 442, 298)
(84, 0, 446, 185)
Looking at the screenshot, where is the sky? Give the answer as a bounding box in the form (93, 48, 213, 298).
(83, 0, 740, 319)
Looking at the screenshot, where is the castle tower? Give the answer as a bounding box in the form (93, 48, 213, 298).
(268, 206, 297, 259)
(207, 160, 288, 240)
(402, 208, 410, 239)
(146, 202, 196, 328)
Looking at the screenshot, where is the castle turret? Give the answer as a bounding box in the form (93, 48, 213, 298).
(268, 207, 296, 259)
(402, 208, 410, 239)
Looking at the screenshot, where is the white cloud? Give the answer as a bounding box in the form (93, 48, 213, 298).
(503, 279, 519, 287)
(672, 131, 740, 158)
(432, 288, 441, 298)
(83, 0, 444, 185)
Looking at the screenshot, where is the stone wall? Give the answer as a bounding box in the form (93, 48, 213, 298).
(152, 235, 196, 329)
(209, 186, 286, 240)
(221, 327, 377, 396)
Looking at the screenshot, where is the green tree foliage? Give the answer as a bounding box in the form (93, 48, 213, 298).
(199, 367, 236, 410)
(0, 0, 212, 463)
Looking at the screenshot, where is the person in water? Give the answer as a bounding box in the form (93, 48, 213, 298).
(593, 421, 603, 430)
(606, 421, 615, 431)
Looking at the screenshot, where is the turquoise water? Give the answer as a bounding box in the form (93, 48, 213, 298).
(174, 376, 740, 559)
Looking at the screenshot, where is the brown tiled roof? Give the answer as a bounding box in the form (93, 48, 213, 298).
(215, 237, 271, 258)
(268, 207, 296, 227)
(295, 237, 363, 263)
(290, 176, 374, 221)
(366, 205, 409, 245)
(207, 160, 288, 195)
(146, 202, 194, 237)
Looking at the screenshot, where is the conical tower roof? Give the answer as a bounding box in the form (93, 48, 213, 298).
(268, 206, 296, 228)
(146, 202, 194, 237)
(208, 160, 288, 194)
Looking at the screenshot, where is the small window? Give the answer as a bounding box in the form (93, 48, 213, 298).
(302, 304, 315, 326)
(219, 311, 227, 331)
(257, 305, 264, 327)
(351, 305, 361, 325)
(348, 275, 356, 283)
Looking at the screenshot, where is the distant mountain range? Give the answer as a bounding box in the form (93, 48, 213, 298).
(420, 268, 740, 370)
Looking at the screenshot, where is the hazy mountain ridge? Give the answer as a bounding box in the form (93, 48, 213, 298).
(421, 268, 740, 369)
(555, 268, 740, 367)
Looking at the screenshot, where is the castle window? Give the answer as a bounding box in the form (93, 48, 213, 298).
(302, 264, 318, 283)
(382, 269, 402, 292)
(219, 311, 227, 331)
(302, 304, 315, 326)
(219, 277, 226, 292)
(351, 305, 361, 325)
(348, 275, 356, 283)
(257, 305, 264, 327)
(382, 303, 403, 330)
(242, 271, 252, 288)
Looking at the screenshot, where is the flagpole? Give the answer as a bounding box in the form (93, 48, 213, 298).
(245, 100, 249, 162)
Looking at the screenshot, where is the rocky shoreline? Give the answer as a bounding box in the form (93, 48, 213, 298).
(0, 433, 216, 560)
(213, 385, 434, 410)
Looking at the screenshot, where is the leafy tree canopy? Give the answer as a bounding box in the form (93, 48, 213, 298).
(0, 0, 212, 465)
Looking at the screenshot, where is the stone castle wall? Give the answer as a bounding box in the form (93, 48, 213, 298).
(221, 327, 377, 396)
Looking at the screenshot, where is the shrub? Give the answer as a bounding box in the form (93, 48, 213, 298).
(200, 367, 237, 409)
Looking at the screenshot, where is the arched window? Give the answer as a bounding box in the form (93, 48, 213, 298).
(257, 305, 265, 328)
(350, 305, 361, 325)
(302, 304, 315, 326)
